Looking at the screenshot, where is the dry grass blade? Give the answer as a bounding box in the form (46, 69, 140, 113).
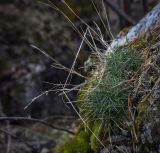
(64, 28, 88, 88)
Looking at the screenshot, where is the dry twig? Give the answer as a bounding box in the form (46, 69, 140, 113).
(0, 117, 75, 135)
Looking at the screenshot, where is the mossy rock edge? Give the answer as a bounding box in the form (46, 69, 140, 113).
(59, 29, 160, 153)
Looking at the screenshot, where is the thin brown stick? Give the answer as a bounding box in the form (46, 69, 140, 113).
(0, 117, 75, 135)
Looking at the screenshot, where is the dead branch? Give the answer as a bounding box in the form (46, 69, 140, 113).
(0, 129, 38, 153)
(0, 117, 75, 135)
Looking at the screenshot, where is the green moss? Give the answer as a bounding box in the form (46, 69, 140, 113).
(122, 27, 130, 33)
(138, 100, 150, 113)
(90, 121, 104, 151)
(58, 130, 92, 153)
(58, 121, 106, 153)
(128, 33, 158, 52)
(135, 100, 150, 143)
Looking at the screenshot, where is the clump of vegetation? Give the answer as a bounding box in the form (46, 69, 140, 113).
(81, 45, 144, 124)
(59, 43, 145, 152)
(59, 27, 160, 152)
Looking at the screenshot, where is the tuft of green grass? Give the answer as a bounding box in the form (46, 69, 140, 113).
(82, 46, 144, 124)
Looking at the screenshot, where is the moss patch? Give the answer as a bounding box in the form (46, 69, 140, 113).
(135, 100, 150, 140)
(90, 121, 104, 151)
(58, 130, 92, 153)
